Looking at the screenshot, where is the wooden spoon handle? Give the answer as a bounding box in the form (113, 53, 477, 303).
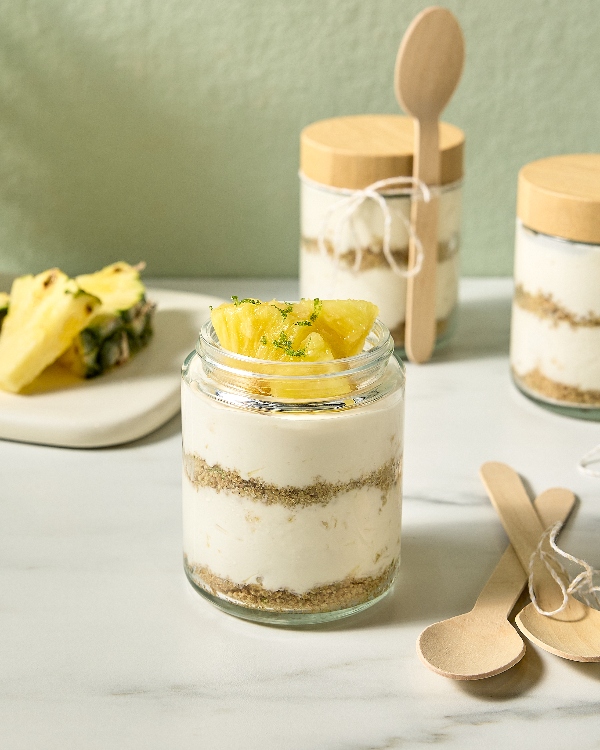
(473, 487, 575, 616)
(405, 119, 439, 363)
(479, 462, 547, 567)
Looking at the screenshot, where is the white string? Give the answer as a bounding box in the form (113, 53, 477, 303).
(528, 521, 600, 616)
(579, 442, 600, 478)
(316, 176, 435, 279)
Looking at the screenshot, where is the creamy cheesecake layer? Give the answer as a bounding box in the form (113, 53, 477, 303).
(510, 305, 600, 400)
(514, 224, 600, 319)
(182, 474, 401, 594)
(182, 375, 403, 487)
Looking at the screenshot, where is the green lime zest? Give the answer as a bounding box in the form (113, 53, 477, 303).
(231, 296, 261, 306)
(271, 331, 306, 358)
(309, 298, 322, 322)
(271, 302, 294, 319)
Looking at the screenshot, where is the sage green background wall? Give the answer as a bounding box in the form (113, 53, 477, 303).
(0, 0, 598, 278)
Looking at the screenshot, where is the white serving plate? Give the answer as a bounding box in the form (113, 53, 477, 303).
(0, 288, 224, 448)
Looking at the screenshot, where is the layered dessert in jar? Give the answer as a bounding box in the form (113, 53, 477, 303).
(299, 115, 464, 350)
(510, 155, 600, 418)
(181, 298, 405, 624)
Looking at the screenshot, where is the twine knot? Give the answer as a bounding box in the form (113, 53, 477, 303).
(316, 176, 434, 278)
(528, 521, 600, 616)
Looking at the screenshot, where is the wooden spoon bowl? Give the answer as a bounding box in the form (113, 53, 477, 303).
(417, 488, 575, 679)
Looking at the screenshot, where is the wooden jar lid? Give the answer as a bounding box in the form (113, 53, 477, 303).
(300, 114, 464, 190)
(518, 154, 600, 244)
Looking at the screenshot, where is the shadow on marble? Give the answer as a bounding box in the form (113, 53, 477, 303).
(104, 413, 182, 451)
(432, 295, 512, 363)
(456, 643, 544, 700)
(565, 661, 600, 681)
(273, 520, 510, 634)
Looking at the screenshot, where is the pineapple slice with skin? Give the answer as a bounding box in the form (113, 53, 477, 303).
(0, 292, 8, 331)
(210, 298, 378, 399)
(0, 269, 100, 393)
(59, 262, 155, 378)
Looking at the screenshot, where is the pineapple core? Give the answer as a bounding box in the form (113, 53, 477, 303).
(210, 298, 379, 399)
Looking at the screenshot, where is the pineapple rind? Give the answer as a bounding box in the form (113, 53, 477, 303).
(0, 292, 8, 331)
(0, 269, 100, 393)
(59, 262, 155, 378)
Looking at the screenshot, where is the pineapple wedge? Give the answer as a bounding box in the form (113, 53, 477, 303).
(210, 298, 378, 399)
(59, 262, 155, 378)
(0, 292, 8, 331)
(0, 269, 100, 393)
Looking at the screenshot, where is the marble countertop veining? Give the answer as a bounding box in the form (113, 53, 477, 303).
(2, 278, 600, 749)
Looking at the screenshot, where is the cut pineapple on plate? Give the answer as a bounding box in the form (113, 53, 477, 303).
(0, 269, 100, 393)
(59, 262, 155, 378)
(210, 298, 379, 399)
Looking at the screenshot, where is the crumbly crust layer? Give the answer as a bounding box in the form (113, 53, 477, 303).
(301, 236, 458, 271)
(183, 453, 402, 509)
(514, 285, 600, 328)
(514, 367, 600, 406)
(184, 556, 397, 613)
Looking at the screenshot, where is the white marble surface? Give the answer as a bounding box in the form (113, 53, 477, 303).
(2, 278, 600, 749)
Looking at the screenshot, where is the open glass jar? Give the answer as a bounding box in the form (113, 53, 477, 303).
(511, 155, 600, 420)
(299, 115, 464, 351)
(181, 317, 405, 625)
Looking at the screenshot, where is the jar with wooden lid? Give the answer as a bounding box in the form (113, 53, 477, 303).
(511, 154, 600, 420)
(299, 114, 464, 350)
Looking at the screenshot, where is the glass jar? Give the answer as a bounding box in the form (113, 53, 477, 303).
(299, 114, 464, 351)
(510, 155, 600, 420)
(181, 317, 405, 625)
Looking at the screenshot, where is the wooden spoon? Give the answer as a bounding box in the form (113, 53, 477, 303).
(417, 487, 575, 679)
(480, 462, 600, 663)
(394, 7, 465, 363)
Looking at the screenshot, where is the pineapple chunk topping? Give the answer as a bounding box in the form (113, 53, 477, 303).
(210, 298, 379, 399)
(211, 298, 378, 362)
(0, 269, 100, 393)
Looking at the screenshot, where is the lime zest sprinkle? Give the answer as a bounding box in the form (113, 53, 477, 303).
(271, 302, 294, 319)
(231, 296, 261, 306)
(309, 298, 322, 322)
(271, 331, 306, 358)
(294, 320, 312, 327)
(260, 335, 268, 345)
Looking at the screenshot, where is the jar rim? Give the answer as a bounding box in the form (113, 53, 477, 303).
(196, 317, 401, 378)
(517, 218, 600, 249)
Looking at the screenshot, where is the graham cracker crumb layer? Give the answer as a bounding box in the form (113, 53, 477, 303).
(514, 285, 600, 328)
(390, 316, 451, 348)
(184, 556, 397, 613)
(514, 367, 600, 406)
(301, 236, 458, 271)
(184, 453, 402, 509)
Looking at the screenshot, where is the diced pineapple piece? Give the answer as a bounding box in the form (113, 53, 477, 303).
(0, 269, 100, 393)
(0, 292, 8, 331)
(59, 262, 155, 378)
(210, 298, 378, 399)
